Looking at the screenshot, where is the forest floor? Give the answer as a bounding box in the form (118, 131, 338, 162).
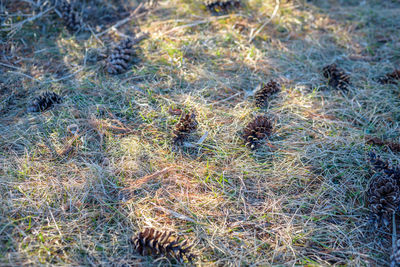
(1, 0, 400, 265)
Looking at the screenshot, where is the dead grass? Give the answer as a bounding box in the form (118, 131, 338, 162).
(1, 0, 400, 265)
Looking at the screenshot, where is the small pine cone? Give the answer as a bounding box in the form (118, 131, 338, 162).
(254, 80, 281, 107)
(204, 0, 241, 14)
(60, 0, 81, 32)
(322, 63, 350, 91)
(28, 91, 62, 112)
(131, 228, 195, 263)
(242, 115, 273, 149)
(173, 112, 198, 145)
(391, 239, 400, 267)
(106, 38, 136, 75)
(367, 174, 400, 227)
(377, 69, 400, 84)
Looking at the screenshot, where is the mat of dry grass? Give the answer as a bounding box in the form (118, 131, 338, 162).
(1, 0, 400, 265)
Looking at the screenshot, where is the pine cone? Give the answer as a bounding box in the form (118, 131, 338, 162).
(367, 174, 400, 227)
(106, 38, 136, 75)
(322, 63, 350, 91)
(368, 152, 400, 181)
(391, 239, 400, 267)
(242, 115, 273, 149)
(173, 112, 198, 145)
(60, 0, 81, 32)
(377, 69, 400, 84)
(254, 80, 281, 107)
(204, 0, 241, 14)
(28, 91, 62, 112)
(131, 228, 195, 263)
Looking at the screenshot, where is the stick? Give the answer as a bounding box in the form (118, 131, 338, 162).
(154, 206, 196, 223)
(249, 0, 280, 43)
(391, 212, 397, 267)
(95, 3, 145, 38)
(124, 167, 172, 191)
(2, 7, 54, 33)
(163, 14, 238, 35)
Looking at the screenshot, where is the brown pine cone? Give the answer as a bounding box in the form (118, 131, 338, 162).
(377, 69, 400, 84)
(368, 152, 400, 183)
(131, 228, 195, 263)
(60, 0, 81, 32)
(242, 115, 273, 149)
(367, 174, 400, 227)
(106, 38, 140, 75)
(28, 91, 62, 112)
(322, 63, 350, 91)
(173, 112, 198, 145)
(254, 80, 281, 107)
(204, 0, 241, 15)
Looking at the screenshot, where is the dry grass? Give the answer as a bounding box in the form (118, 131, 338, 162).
(1, 0, 400, 265)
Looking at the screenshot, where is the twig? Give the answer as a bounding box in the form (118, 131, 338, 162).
(8, 71, 41, 83)
(391, 212, 397, 267)
(197, 131, 209, 145)
(47, 67, 84, 83)
(249, 0, 280, 43)
(2, 7, 54, 34)
(57, 133, 82, 158)
(0, 62, 20, 70)
(88, 117, 133, 134)
(95, 3, 145, 38)
(154, 206, 197, 223)
(209, 92, 242, 106)
(163, 14, 240, 35)
(123, 167, 172, 191)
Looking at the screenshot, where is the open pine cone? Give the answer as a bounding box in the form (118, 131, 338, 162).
(322, 63, 350, 91)
(28, 91, 62, 112)
(131, 228, 195, 263)
(368, 152, 400, 181)
(59, 0, 81, 32)
(204, 0, 241, 14)
(242, 115, 273, 149)
(254, 80, 281, 107)
(173, 112, 198, 145)
(105, 34, 149, 75)
(378, 69, 400, 84)
(106, 38, 136, 74)
(367, 174, 400, 227)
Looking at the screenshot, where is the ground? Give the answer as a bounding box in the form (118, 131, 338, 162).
(1, 0, 400, 265)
